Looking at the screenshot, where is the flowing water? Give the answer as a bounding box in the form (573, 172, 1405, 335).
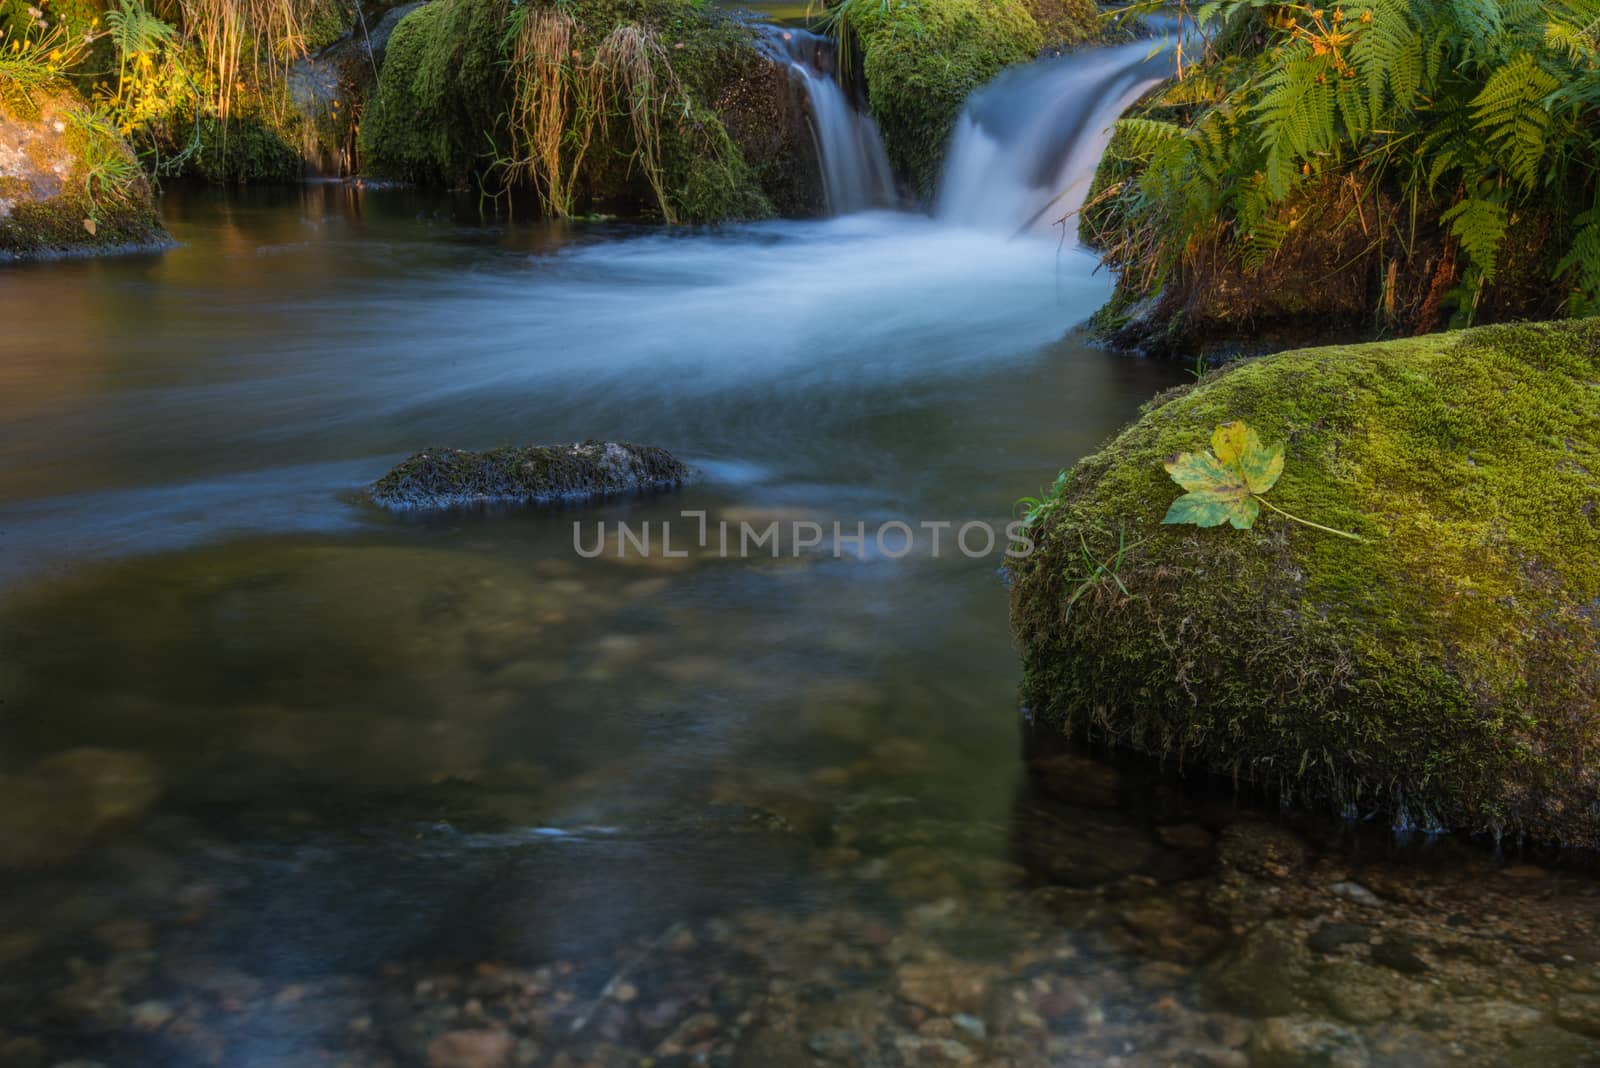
(2, 40, 1599, 1068)
(939, 37, 1175, 234)
(759, 27, 898, 215)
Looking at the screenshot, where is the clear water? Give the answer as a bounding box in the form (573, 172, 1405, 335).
(2, 187, 1598, 1068)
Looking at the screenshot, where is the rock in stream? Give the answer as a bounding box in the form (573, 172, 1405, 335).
(371, 442, 689, 510)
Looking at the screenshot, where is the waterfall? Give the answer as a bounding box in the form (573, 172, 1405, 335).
(762, 28, 898, 216)
(936, 38, 1177, 235)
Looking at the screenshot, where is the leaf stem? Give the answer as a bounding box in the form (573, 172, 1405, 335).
(1257, 496, 1366, 542)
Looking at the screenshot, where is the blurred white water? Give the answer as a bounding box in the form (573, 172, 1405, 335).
(761, 27, 898, 215)
(938, 38, 1176, 234)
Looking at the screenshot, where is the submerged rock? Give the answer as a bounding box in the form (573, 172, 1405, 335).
(371, 441, 689, 509)
(1011, 320, 1600, 847)
(0, 748, 162, 868)
(1, 87, 170, 261)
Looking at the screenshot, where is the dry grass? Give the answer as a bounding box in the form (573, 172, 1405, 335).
(504, 14, 685, 220)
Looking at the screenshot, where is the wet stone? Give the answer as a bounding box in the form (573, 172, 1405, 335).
(1310, 962, 1400, 1024)
(1216, 822, 1308, 880)
(1249, 1016, 1368, 1068)
(426, 1027, 516, 1068)
(1307, 923, 1370, 955)
(1203, 922, 1304, 1018)
(1369, 940, 1429, 976)
(1028, 752, 1123, 810)
(1554, 994, 1600, 1038)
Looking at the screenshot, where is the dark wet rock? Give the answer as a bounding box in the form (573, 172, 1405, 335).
(1249, 1016, 1367, 1067)
(1155, 823, 1215, 851)
(0, 748, 162, 868)
(1216, 822, 1308, 880)
(1369, 940, 1429, 976)
(0, 1036, 43, 1068)
(1116, 899, 1226, 964)
(1307, 923, 1370, 955)
(893, 959, 997, 1016)
(1309, 962, 1401, 1024)
(371, 441, 689, 510)
(365, 1, 425, 65)
(1202, 922, 1304, 1018)
(1554, 994, 1600, 1038)
(427, 1028, 516, 1068)
(1028, 751, 1123, 810)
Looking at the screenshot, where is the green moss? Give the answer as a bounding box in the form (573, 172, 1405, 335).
(358, 0, 775, 220)
(357, 0, 503, 186)
(189, 111, 305, 184)
(1011, 320, 1600, 845)
(302, 0, 355, 51)
(1023, 0, 1101, 50)
(0, 89, 167, 258)
(371, 441, 689, 508)
(840, 0, 1045, 199)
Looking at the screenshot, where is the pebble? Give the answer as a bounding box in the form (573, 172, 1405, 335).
(1329, 881, 1384, 907)
(1370, 940, 1429, 976)
(1308, 922, 1371, 954)
(427, 1028, 515, 1068)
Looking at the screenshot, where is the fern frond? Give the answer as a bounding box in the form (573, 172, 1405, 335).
(1556, 208, 1600, 315)
(1442, 192, 1509, 281)
(1471, 52, 1560, 189)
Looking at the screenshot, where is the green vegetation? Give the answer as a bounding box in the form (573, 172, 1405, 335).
(1083, 0, 1600, 353)
(824, 0, 1046, 198)
(1011, 318, 1600, 845)
(0, 87, 166, 257)
(360, 0, 780, 222)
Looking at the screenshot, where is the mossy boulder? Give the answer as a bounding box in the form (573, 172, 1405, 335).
(0, 87, 169, 261)
(838, 0, 1050, 200)
(1023, 0, 1103, 51)
(1011, 320, 1600, 846)
(372, 441, 690, 509)
(358, 0, 805, 221)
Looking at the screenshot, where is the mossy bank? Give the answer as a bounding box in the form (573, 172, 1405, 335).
(836, 0, 1101, 199)
(359, 0, 812, 221)
(1, 88, 170, 262)
(1011, 320, 1600, 846)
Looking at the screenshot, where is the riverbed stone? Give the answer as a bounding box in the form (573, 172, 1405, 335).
(427, 1028, 516, 1068)
(1554, 994, 1600, 1038)
(0, 749, 162, 869)
(1202, 922, 1304, 1017)
(1307, 923, 1370, 955)
(1249, 1016, 1368, 1068)
(371, 441, 689, 509)
(1011, 320, 1600, 847)
(1310, 961, 1401, 1024)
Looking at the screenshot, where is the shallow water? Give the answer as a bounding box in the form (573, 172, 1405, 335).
(2, 187, 1599, 1068)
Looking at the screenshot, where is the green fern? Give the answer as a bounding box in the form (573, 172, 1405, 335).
(1471, 52, 1560, 189)
(1094, 0, 1600, 329)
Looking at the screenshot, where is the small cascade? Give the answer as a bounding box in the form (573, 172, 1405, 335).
(936, 38, 1177, 235)
(761, 28, 897, 215)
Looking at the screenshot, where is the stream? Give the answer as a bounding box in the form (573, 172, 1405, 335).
(2, 34, 1600, 1068)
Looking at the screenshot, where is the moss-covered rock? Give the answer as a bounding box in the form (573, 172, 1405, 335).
(1011, 320, 1600, 846)
(1023, 0, 1102, 51)
(838, 0, 1046, 200)
(372, 441, 690, 509)
(0, 87, 170, 261)
(357, 0, 801, 221)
